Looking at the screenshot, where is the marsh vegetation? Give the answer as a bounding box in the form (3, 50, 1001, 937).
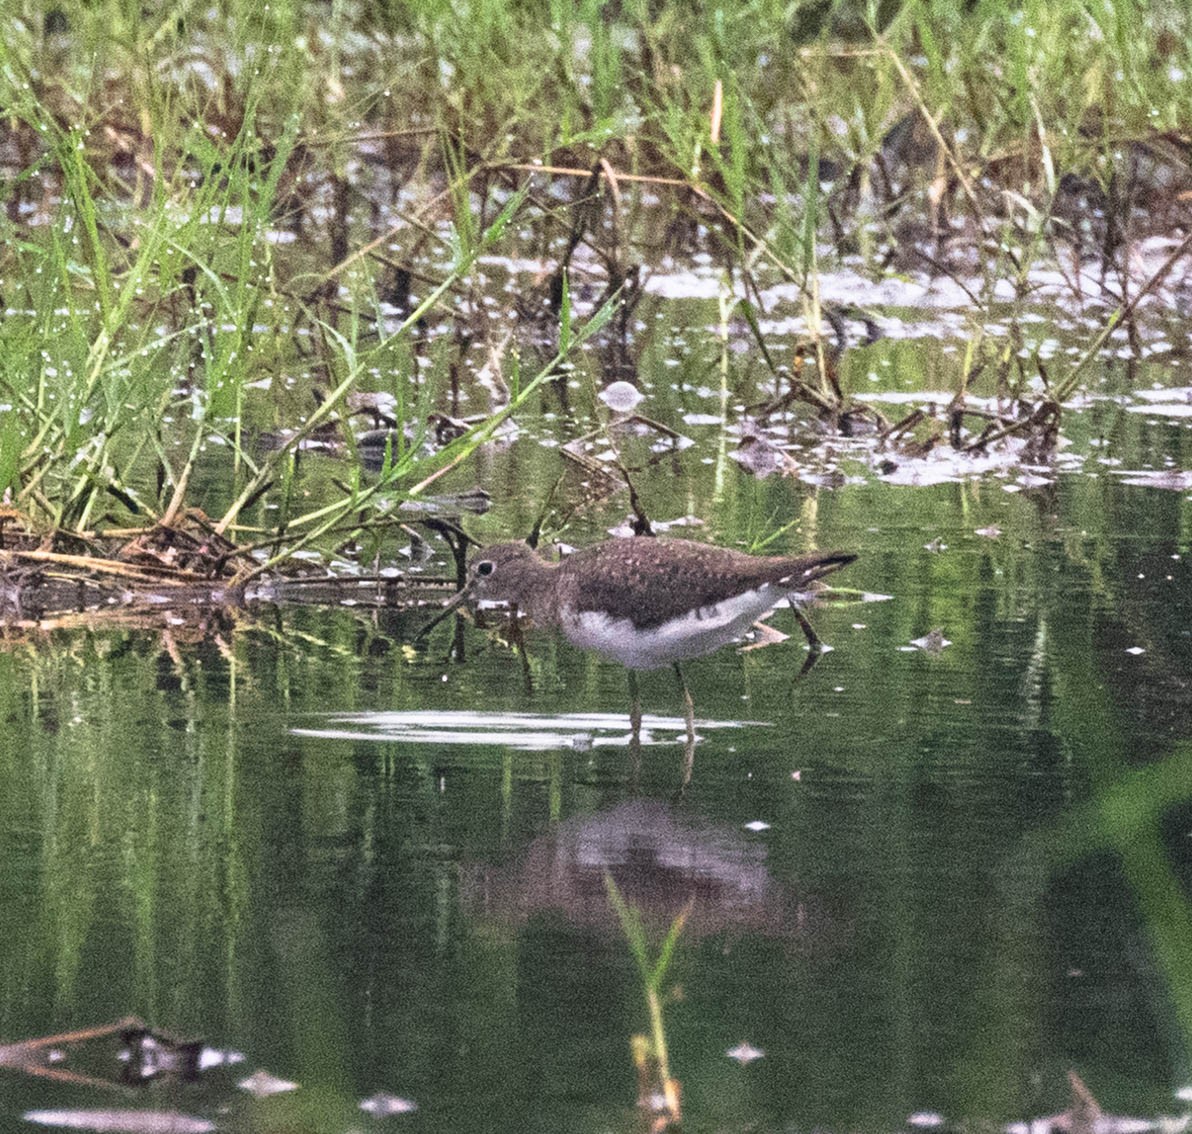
(2, 0, 1190, 582)
(2, 2, 1192, 1131)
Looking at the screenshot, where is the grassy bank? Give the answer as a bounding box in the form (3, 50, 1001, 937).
(0, 0, 1189, 564)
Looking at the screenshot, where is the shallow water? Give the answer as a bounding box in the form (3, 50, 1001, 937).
(4, 311, 1192, 1133)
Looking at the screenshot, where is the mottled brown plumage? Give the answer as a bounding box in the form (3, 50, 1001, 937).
(465, 538, 855, 670)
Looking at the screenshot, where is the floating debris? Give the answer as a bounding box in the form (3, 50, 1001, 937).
(975, 525, 1003, 538)
(907, 1112, 947, 1128)
(731, 432, 798, 479)
(1004, 1069, 1173, 1134)
(196, 1048, 246, 1072)
(725, 1041, 765, 1065)
(0, 1018, 221, 1092)
(359, 1093, 418, 1116)
(607, 514, 706, 538)
(910, 629, 952, 653)
(24, 1110, 215, 1134)
(1116, 470, 1192, 492)
(1134, 387, 1192, 404)
(599, 381, 645, 413)
(742, 820, 771, 832)
(879, 463, 965, 487)
(1125, 403, 1192, 418)
(738, 620, 789, 654)
(237, 1069, 298, 1098)
(118, 1025, 207, 1084)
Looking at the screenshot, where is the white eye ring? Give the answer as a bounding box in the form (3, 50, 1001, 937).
(475, 560, 495, 577)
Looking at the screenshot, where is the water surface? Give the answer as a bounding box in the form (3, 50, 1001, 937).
(3, 329, 1192, 1134)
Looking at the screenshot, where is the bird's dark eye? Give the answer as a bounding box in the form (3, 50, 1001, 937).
(476, 560, 495, 577)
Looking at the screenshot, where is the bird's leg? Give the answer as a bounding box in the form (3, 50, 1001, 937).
(792, 605, 823, 651)
(677, 724, 695, 799)
(626, 670, 643, 779)
(628, 669, 643, 739)
(673, 662, 695, 750)
(450, 611, 468, 663)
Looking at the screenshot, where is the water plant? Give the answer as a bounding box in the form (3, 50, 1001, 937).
(605, 871, 692, 1128)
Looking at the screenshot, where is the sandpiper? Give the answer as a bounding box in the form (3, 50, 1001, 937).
(425, 537, 855, 752)
(455, 538, 856, 671)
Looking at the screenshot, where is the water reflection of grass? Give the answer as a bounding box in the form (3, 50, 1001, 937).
(1089, 756, 1192, 1044)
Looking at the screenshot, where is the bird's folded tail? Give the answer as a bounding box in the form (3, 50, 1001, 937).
(783, 551, 857, 588)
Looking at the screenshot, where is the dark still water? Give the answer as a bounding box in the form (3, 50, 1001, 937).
(3, 389, 1192, 1133)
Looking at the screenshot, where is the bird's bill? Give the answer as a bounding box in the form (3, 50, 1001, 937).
(415, 582, 474, 639)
